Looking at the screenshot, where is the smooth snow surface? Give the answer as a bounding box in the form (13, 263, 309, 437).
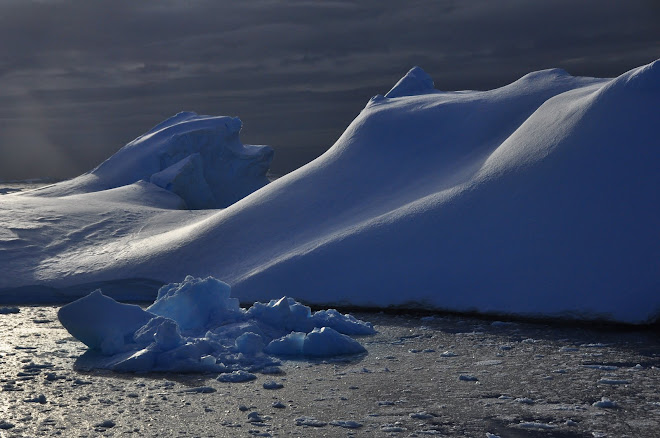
(2, 61, 659, 323)
(57, 276, 373, 373)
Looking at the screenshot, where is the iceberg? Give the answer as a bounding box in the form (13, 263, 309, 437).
(23, 112, 274, 209)
(2, 61, 659, 323)
(58, 276, 374, 373)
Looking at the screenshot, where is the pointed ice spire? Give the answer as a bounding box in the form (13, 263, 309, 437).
(385, 66, 435, 98)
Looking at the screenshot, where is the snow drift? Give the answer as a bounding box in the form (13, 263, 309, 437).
(24, 112, 274, 209)
(1, 60, 658, 323)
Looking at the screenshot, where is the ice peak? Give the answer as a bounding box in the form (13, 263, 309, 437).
(385, 66, 435, 98)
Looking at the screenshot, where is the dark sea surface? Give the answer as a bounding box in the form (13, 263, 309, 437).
(1, 305, 658, 437)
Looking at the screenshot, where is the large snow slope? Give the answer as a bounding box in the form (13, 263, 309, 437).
(1, 61, 658, 323)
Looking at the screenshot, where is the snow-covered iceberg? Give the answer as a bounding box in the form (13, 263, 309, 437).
(24, 112, 274, 209)
(1, 60, 659, 323)
(58, 276, 373, 373)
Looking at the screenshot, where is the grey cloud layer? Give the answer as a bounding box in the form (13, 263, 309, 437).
(0, 0, 658, 179)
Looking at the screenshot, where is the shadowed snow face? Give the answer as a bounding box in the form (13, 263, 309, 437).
(157, 124, 274, 179)
(23, 112, 274, 209)
(153, 122, 274, 208)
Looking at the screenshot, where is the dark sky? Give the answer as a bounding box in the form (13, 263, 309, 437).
(0, 0, 658, 180)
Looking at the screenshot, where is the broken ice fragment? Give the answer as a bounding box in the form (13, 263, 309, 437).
(217, 371, 257, 383)
(263, 380, 284, 390)
(58, 290, 153, 355)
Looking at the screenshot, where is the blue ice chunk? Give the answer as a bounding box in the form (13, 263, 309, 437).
(148, 276, 243, 332)
(58, 290, 154, 355)
(235, 332, 264, 355)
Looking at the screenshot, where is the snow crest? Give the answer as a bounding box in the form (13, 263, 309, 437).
(385, 66, 435, 98)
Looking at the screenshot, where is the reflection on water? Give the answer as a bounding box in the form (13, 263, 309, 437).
(0, 305, 659, 437)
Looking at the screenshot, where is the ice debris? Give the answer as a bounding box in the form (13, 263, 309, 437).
(0, 307, 20, 314)
(459, 374, 479, 382)
(182, 386, 216, 394)
(598, 378, 630, 385)
(94, 420, 116, 428)
(592, 397, 619, 408)
(295, 416, 327, 427)
(330, 420, 363, 429)
(514, 397, 534, 404)
(0, 420, 15, 430)
(217, 370, 257, 383)
(58, 276, 374, 374)
(518, 422, 556, 430)
(263, 380, 284, 390)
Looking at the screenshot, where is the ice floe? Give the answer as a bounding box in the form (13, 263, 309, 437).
(57, 276, 373, 373)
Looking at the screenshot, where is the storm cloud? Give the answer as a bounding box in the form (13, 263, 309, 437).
(0, 0, 658, 179)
